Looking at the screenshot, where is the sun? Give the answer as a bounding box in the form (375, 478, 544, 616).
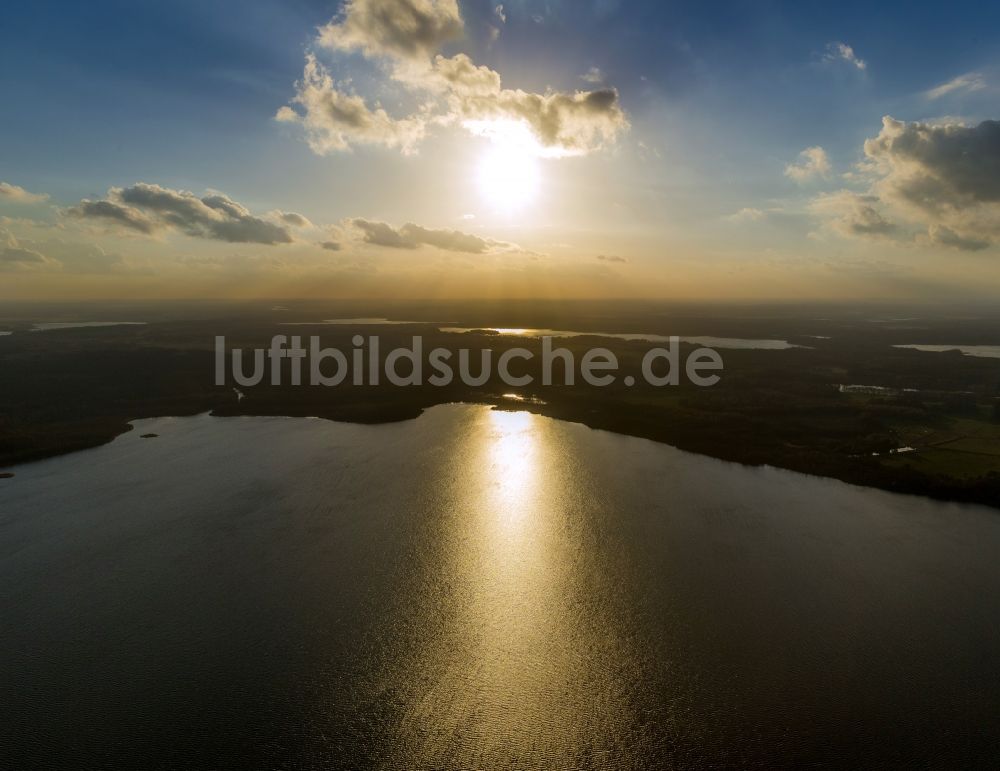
(469, 120, 542, 214)
(477, 143, 540, 213)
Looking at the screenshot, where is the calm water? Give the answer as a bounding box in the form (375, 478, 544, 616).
(440, 328, 804, 350)
(29, 322, 147, 332)
(282, 318, 439, 327)
(894, 344, 1000, 360)
(2, 405, 999, 768)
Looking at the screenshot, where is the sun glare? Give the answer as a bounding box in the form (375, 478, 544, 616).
(469, 120, 542, 214)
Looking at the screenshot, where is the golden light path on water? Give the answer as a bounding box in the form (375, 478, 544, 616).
(376, 408, 650, 769)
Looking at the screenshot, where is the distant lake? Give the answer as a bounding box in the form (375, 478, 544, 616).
(30, 321, 147, 331)
(283, 318, 441, 326)
(2, 405, 998, 768)
(895, 344, 1000, 360)
(441, 328, 805, 350)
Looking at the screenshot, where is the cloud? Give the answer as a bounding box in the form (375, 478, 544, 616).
(494, 4, 506, 23)
(352, 218, 418, 249)
(320, 240, 343, 251)
(810, 191, 898, 239)
(22, 236, 135, 274)
(864, 117, 1000, 207)
(926, 72, 988, 100)
(280, 1, 628, 157)
(276, 211, 313, 228)
(317, 0, 464, 61)
(0, 227, 58, 271)
(596, 254, 627, 263)
(811, 117, 1000, 251)
(277, 55, 427, 155)
(727, 207, 766, 222)
(430, 52, 503, 95)
(68, 183, 294, 244)
(351, 218, 519, 253)
(927, 225, 989, 252)
(455, 85, 628, 157)
(0, 181, 49, 204)
(785, 146, 832, 182)
(823, 42, 866, 71)
(581, 67, 605, 84)
(68, 199, 160, 234)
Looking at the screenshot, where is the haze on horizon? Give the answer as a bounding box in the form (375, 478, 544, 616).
(2, 0, 1000, 302)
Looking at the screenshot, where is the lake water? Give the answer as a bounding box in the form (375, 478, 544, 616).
(894, 344, 1000, 360)
(283, 318, 442, 326)
(30, 321, 147, 332)
(2, 405, 998, 768)
(440, 328, 804, 350)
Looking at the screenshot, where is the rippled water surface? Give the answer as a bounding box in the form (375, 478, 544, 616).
(2, 405, 999, 768)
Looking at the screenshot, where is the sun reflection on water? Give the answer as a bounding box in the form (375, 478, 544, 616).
(381, 407, 641, 768)
(486, 409, 537, 528)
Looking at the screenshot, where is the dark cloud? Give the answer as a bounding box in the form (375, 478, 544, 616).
(813, 117, 1000, 251)
(353, 218, 420, 249)
(866, 117, 1000, 210)
(68, 199, 160, 234)
(320, 240, 343, 251)
(928, 225, 990, 252)
(69, 183, 294, 245)
(597, 254, 628, 263)
(351, 218, 518, 253)
(810, 192, 898, 239)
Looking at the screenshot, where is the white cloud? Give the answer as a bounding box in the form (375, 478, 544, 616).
(785, 146, 832, 182)
(275, 211, 313, 228)
(926, 72, 988, 100)
(280, 0, 628, 157)
(277, 55, 427, 155)
(727, 207, 766, 222)
(581, 67, 605, 84)
(0, 181, 49, 204)
(317, 0, 463, 61)
(823, 42, 866, 71)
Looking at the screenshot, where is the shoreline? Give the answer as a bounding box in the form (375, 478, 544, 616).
(4, 398, 998, 511)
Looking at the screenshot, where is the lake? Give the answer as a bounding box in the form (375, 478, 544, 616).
(29, 322, 148, 332)
(1, 405, 998, 768)
(894, 344, 1000, 360)
(440, 328, 804, 350)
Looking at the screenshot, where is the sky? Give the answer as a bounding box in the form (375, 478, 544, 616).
(1, 0, 999, 301)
